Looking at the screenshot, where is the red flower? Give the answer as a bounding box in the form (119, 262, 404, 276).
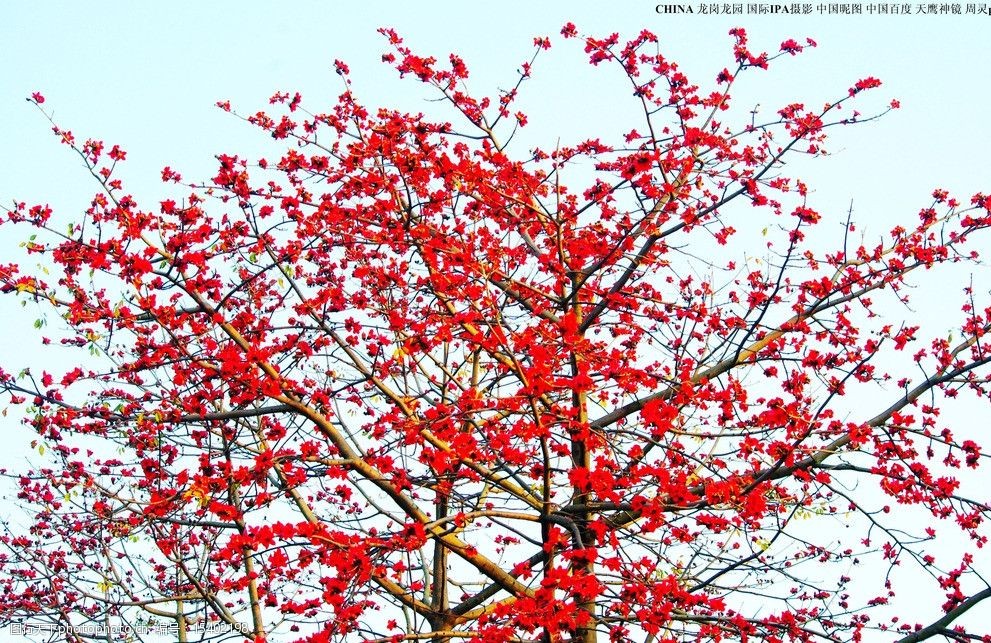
(849, 76, 882, 96)
(533, 36, 552, 50)
(779, 39, 803, 55)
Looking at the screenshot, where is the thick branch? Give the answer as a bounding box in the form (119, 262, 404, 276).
(894, 587, 991, 643)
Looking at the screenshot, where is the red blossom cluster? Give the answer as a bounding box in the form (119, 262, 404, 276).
(0, 24, 989, 643)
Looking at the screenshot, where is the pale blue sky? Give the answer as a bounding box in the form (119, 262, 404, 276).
(3, 2, 988, 372)
(1, 1, 989, 639)
(3, 2, 988, 225)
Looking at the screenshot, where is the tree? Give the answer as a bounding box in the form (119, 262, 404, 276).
(0, 23, 989, 643)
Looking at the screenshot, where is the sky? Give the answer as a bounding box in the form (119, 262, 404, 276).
(3, 2, 989, 303)
(3, 2, 989, 225)
(5, 3, 988, 440)
(1, 0, 990, 639)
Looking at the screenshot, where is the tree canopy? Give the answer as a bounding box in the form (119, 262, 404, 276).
(1, 25, 990, 643)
